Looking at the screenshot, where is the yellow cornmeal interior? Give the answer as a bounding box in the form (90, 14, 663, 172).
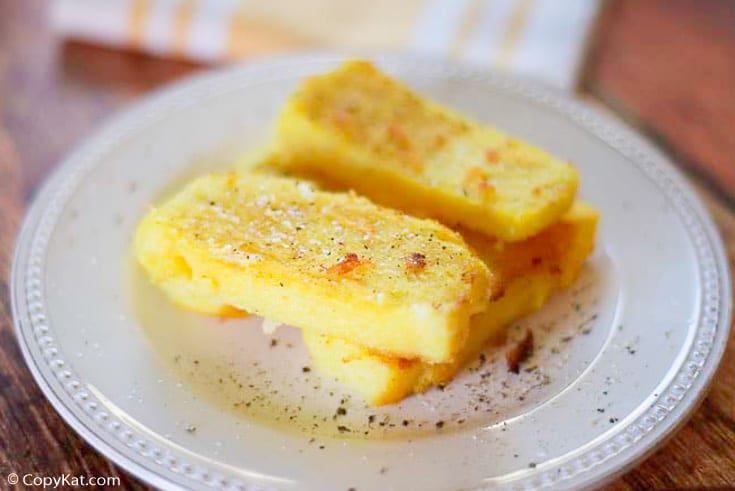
(303, 202, 598, 405)
(135, 172, 492, 363)
(274, 60, 579, 242)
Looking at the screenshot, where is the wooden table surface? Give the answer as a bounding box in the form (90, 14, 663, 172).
(1, 1, 734, 489)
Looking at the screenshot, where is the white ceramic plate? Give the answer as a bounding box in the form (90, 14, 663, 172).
(12, 54, 731, 491)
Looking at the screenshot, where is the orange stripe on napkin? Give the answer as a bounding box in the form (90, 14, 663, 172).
(129, 0, 150, 48)
(498, 0, 535, 69)
(451, 0, 483, 58)
(172, 0, 196, 56)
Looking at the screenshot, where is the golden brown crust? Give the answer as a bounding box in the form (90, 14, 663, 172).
(325, 253, 369, 276)
(506, 330, 534, 374)
(405, 252, 427, 274)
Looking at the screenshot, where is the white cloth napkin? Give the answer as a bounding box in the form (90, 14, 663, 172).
(51, 0, 601, 90)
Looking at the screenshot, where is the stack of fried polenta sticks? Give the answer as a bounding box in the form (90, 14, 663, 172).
(135, 61, 597, 405)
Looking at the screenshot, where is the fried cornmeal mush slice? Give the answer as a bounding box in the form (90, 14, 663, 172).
(274, 60, 579, 242)
(134, 172, 493, 363)
(303, 202, 599, 405)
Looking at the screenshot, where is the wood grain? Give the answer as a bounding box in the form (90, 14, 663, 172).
(0, 0, 733, 489)
(585, 0, 735, 206)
